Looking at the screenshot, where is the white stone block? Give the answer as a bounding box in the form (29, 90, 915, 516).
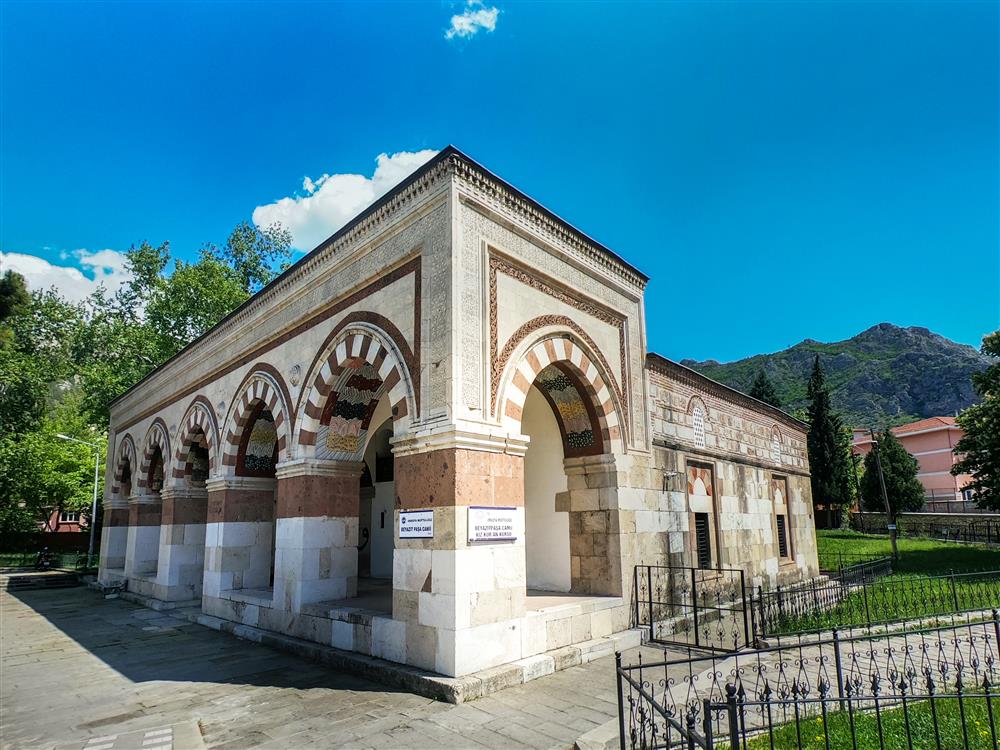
(394, 548, 432, 591)
(372, 617, 406, 664)
(453, 619, 522, 676)
(331, 620, 354, 650)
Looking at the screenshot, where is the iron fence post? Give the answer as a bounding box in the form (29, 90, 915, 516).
(833, 628, 846, 712)
(993, 609, 1000, 654)
(615, 652, 627, 750)
(725, 684, 740, 747)
(862, 578, 872, 626)
(633, 565, 639, 630)
(739, 569, 750, 649)
(703, 698, 714, 750)
(647, 566, 654, 642)
(950, 570, 960, 612)
(757, 585, 767, 640)
(691, 566, 700, 648)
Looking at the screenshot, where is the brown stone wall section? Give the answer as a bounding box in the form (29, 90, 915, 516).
(276, 474, 359, 518)
(106, 508, 130, 528)
(207, 488, 275, 524)
(395, 449, 524, 510)
(162, 494, 208, 526)
(129, 501, 162, 527)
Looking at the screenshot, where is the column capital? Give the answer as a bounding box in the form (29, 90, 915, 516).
(275, 458, 365, 480)
(127, 492, 162, 506)
(161, 484, 208, 500)
(103, 497, 129, 511)
(392, 424, 530, 458)
(205, 475, 276, 493)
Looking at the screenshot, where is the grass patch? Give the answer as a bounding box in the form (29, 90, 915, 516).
(738, 697, 998, 749)
(816, 530, 1000, 575)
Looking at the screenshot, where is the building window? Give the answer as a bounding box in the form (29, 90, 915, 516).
(771, 428, 781, 463)
(776, 515, 789, 559)
(695, 513, 712, 569)
(963, 489, 975, 502)
(59, 511, 79, 523)
(692, 406, 706, 448)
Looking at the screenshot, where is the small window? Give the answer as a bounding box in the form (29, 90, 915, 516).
(59, 511, 79, 523)
(771, 429, 781, 463)
(692, 406, 706, 448)
(776, 515, 789, 558)
(695, 513, 712, 569)
(963, 489, 975, 502)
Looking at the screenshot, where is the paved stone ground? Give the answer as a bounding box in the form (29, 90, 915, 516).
(2, 584, 665, 750)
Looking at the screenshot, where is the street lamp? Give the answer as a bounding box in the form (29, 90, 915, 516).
(56, 434, 101, 569)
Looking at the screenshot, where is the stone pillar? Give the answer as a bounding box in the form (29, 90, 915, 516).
(558, 454, 625, 596)
(203, 477, 276, 598)
(124, 492, 162, 578)
(156, 485, 208, 601)
(391, 435, 528, 677)
(98, 497, 129, 582)
(273, 460, 363, 612)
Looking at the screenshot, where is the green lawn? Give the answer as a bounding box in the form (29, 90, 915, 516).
(816, 530, 1000, 575)
(738, 697, 998, 749)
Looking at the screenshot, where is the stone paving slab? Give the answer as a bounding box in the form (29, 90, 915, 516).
(1, 583, 679, 749)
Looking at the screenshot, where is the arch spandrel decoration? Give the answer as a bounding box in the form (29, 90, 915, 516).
(112, 434, 137, 499)
(220, 368, 292, 477)
(499, 333, 624, 455)
(296, 326, 415, 461)
(138, 419, 170, 492)
(171, 397, 220, 484)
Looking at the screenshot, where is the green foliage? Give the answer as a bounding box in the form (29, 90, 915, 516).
(953, 330, 1000, 510)
(748, 369, 781, 408)
(806, 356, 853, 509)
(860, 429, 925, 515)
(817, 530, 1000, 575)
(0, 220, 290, 529)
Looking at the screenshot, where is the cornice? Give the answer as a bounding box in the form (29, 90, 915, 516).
(646, 353, 808, 433)
(449, 152, 648, 291)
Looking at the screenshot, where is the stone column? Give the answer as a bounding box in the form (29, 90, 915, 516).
(558, 454, 625, 596)
(273, 459, 363, 612)
(98, 497, 129, 582)
(203, 477, 276, 598)
(156, 485, 208, 601)
(124, 492, 162, 579)
(391, 434, 528, 676)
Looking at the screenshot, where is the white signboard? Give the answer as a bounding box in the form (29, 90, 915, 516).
(399, 510, 434, 539)
(468, 506, 517, 542)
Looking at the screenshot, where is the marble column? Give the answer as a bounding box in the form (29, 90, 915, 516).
(203, 476, 276, 598)
(156, 485, 208, 601)
(124, 492, 162, 579)
(273, 459, 363, 612)
(98, 497, 129, 582)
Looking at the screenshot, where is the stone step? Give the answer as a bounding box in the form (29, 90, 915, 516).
(4, 573, 80, 591)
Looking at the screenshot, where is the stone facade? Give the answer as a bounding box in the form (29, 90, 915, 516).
(98, 147, 818, 679)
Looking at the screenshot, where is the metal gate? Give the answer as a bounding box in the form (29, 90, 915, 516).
(633, 565, 750, 652)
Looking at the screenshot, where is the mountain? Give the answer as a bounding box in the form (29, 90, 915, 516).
(682, 324, 993, 428)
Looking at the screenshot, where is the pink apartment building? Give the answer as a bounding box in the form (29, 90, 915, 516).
(852, 417, 975, 510)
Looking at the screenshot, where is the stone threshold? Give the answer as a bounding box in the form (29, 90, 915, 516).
(98, 586, 640, 703)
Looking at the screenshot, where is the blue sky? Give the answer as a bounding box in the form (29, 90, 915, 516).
(1, 1, 996, 362)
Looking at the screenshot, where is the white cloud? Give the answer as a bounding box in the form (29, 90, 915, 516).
(0, 248, 133, 303)
(445, 1, 499, 40)
(252, 149, 439, 251)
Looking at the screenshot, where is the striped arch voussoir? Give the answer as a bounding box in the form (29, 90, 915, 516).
(172, 401, 219, 480)
(502, 336, 621, 448)
(137, 422, 169, 490)
(112, 435, 137, 497)
(222, 375, 289, 473)
(298, 331, 410, 452)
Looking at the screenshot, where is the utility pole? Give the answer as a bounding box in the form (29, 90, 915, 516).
(869, 428, 898, 561)
(849, 451, 864, 532)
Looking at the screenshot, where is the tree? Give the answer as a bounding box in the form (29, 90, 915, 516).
(952, 330, 1000, 509)
(806, 355, 853, 509)
(201, 221, 292, 294)
(749, 369, 781, 408)
(860, 428, 925, 515)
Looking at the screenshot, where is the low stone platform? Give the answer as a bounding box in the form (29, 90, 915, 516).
(117, 586, 640, 703)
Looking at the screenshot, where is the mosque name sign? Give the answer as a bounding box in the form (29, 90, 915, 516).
(468, 506, 517, 542)
(399, 510, 434, 539)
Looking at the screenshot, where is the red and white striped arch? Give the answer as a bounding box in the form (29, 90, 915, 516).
(137, 419, 170, 491)
(112, 433, 137, 499)
(499, 334, 623, 450)
(296, 326, 414, 457)
(220, 370, 290, 475)
(171, 398, 219, 482)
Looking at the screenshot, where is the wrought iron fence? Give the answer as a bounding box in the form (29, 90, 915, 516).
(754, 569, 1000, 638)
(0, 550, 93, 571)
(634, 565, 750, 652)
(616, 611, 1000, 749)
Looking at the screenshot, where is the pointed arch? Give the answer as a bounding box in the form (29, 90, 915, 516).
(295, 323, 416, 460)
(220, 366, 292, 476)
(171, 396, 220, 483)
(137, 419, 170, 492)
(497, 331, 625, 455)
